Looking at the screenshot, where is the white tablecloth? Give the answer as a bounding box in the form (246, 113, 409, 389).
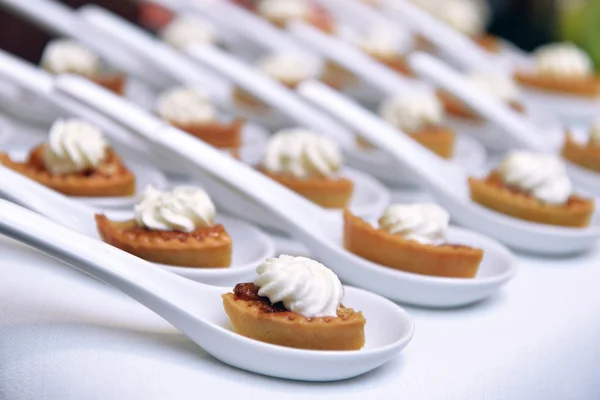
(1, 235, 599, 400)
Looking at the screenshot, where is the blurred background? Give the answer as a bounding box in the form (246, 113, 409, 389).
(1, 0, 600, 68)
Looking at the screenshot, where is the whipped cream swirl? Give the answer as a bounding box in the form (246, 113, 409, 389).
(156, 87, 217, 125)
(43, 119, 108, 175)
(354, 25, 410, 59)
(134, 186, 216, 232)
(258, 51, 318, 85)
(533, 43, 593, 78)
(261, 128, 342, 179)
(434, 0, 487, 37)
(160, 17, 216, 49)
(379, 203, 449, 245)
(254, 255, 344, 318)
(469, 73, 520, 102)
(258, 0, 310, 24)
(589, 120, 600, 146)
(498, 151, 572, 205)
(380, 90, 445, 132)
(41, 40, 101, 76)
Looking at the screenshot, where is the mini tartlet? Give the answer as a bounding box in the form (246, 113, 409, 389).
(438, 72, 525, 122)
(0, 119, 135, 197)
(41, 39, 126, 96)
(562, 122, 600, 173)
(233, 51, 319, 112)
(344, 204, 483, 278)
(157, 87, 243, 156)
(514, 43, 600, 98)
(258, 128, 354, 208)
(354, 25, 414, 77)
(159, 16, 217, 49)
(96, 186, 232, 268)
(256, 0, 335, 33)
(379, 91, 455, 159)
(223, 255, 366, 350)
(469, 151, 595, 227)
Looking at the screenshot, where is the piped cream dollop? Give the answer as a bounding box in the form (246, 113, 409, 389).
(533, 43, 594, 78)
(41, 39, 101, 76)
(261, 128, 342, 179)
(254, 255, 344, 318)
(590, 120, 600, 146)
(379, 203, 449, 245)
(43, 119, 108, 175)
(257, 0, 311, 24)
(433, 0, 487, 37)
(380, 90, 445, 132)
(258, 51, 318, 85)
(498, 151, 572, 205)
(156, 87, 217, 125)
(469, 72, 520, 102)
(134, 186, 216, 232)
(354, 25, 410, 59)
(159, 17, 216, 49)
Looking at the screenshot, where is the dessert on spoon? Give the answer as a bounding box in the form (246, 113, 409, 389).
(562, 120, 600, 173)
(0, 118, 135, 197)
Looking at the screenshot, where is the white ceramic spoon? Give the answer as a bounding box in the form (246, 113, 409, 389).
(0, 199, 414, 381)
(0, 166, 275, 285)
(0, 0, 169, 86)
(0, 115, 13, 145)
(298, 79, 600, 255)
(55, 74, 515, 307)
(409, 52, 600, 196)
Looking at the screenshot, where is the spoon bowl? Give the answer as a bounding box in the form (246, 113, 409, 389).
(0, 200, 414, 381)
(0, 166, 275, 285)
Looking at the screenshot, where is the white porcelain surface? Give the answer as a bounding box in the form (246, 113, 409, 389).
(520, 89, 600, 124)
(346, 133, 486, 186)
(0, 200, 415, 381)
(0, 114, 14, 145)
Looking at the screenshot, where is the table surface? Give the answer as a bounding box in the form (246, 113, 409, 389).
(1, 234, 599, 400)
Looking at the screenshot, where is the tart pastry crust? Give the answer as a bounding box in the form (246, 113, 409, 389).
(0, 145, 135, 197)
(356, 126, 455, 159)
(561, 134, 600, 173)
(469, 172, 595, 227)
(475, 34, 502, 53)
(514, 71, 600, 97)
(95, 215, 232, 267)
(371, 54, 412, 77)
(223, 283, 366, 350)
(90, 73, 127, 96)
(260, 169, 354, 208)
(437, 90, 525, 121)
(343, 211, 483, 278)
(170, 118, 244, 150)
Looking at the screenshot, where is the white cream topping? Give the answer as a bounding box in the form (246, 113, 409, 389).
(257, 0, 311, 24)
(156, 87, 217, 125)
(533, 43, 594, 78)
(159, 17, 216, 49)
(469, 72, 520, 102)
(379, 203, 449, 245)
(498, 151, 572, 205)
(258, 51, 318, 85)
(42, 119, 108, 175)
(261, 128, 342, 179)
(254, 255, 344, 318)
(433, 0, 486, 37)
(380, 90, 445, 132)
(41, 40, 101, 76)
(134, 186, 216, 232)
(354, 25, 410, 59)
(590, 120, 600, 146)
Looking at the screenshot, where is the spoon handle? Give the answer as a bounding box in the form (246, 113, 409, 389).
(381, 0, 496, 72)
(0, 199, 214, 318)
(0, 49, 53, 93)
(287, 21, 413, 96)
(78, 5, 230, 99)
(53, 74, 326, 234)
(0, 0, 78, 36)
(184, 44, 354, 148)
(408, 52, 549, 151)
